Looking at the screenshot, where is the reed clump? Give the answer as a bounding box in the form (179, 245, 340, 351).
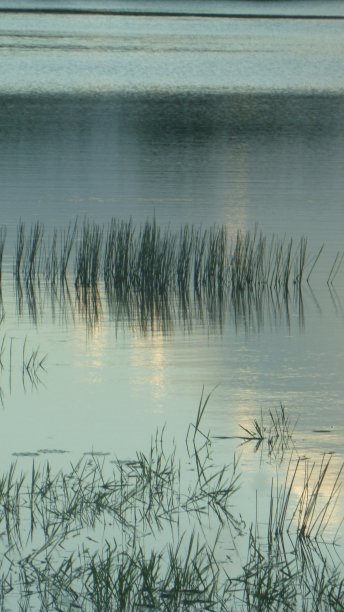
(11, 219, 329, 299)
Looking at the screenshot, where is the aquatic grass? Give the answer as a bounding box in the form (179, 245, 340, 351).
(106, 285, 175, 336)
(239, 414, 265, 443)
(201, 225, 228, 294)
(267, 404, 297, 458)
(60, 219, 77, 282)
(0, 396, 245, 608)
(14, 221, 25, 279)
(177, 225, 194, 291)
(227, 230, 297, 292)
(293, 235, 308, 286)
(24, 221, 44, 281)
(122, 429, 181, 533)
(232, 453, 344, 611)
(76, 284, 102, 328)
(132, 219, 177, 295)
(232, 404, 296, 460)
(185, 389, 243, 535)
(0, 462, 25, 549)
(304, 561, 344, 611)
(190, 385, 214, 443)
(103, 218, 136, 290)
(186, 386, 214, 484)
(258, 454, 344, 547)
(160, 531, 221, 609)
(239, 525, 298, 611)
(0, 411, 343, 610)
(290, 455, 344, 541)
(81, 534, 221, 611)
(193, 228, 207, 294)
(75, 220, 103, 288)
(8, 219, 329, 305)
(24, 278, 39, 325)
(16, 265, 247, 335)
(44, 228, 58, 286)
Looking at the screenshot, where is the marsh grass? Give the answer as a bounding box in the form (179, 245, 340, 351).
(219, 404, 296, 460)
(0, 411, 243, 609)
(10, 219, 328, 299)
(104, 218, 135, 290)
(262, 455, 343, 544)
(24, 221, 44, 281)
(9, 219, 333, 336)
(0, 398, 342, 610)
(60, 220, 77, 283)
(14, 221, 25, 280)
(75, 220, 103, 288)
(289, 455, 343, 540)
(235, 453, 344, 611)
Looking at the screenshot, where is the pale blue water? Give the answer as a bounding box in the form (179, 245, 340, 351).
(0, 5, 343, 606)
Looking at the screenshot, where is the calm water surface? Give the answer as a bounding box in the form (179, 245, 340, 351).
(0, 2, 343, 547)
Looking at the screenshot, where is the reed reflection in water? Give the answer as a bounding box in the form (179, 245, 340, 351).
(4, 218, 324, 335)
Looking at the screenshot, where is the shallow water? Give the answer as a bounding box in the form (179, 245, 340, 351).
(0, 2, 343, 583)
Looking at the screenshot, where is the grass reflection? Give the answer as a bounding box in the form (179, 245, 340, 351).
(11, 272, 311, 340)
(0, 333, 46, 403)
(3, 218, 335, 336)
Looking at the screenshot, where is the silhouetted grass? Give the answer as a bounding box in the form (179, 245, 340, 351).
(75, 220, 103, 288)
(10, 219, 327, 299)
(25, 221, 44, 280)
(14, 220, 25, 279)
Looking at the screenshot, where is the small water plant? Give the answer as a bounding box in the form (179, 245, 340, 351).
(238, 404, 296, 456)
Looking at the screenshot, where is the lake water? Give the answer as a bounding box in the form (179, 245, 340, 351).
(0, 2, 343, 603)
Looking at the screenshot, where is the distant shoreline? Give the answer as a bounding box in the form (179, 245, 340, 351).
(0, 8, 343, 19)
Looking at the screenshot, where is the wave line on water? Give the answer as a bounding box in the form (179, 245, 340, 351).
(0, 8, 344, 20)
